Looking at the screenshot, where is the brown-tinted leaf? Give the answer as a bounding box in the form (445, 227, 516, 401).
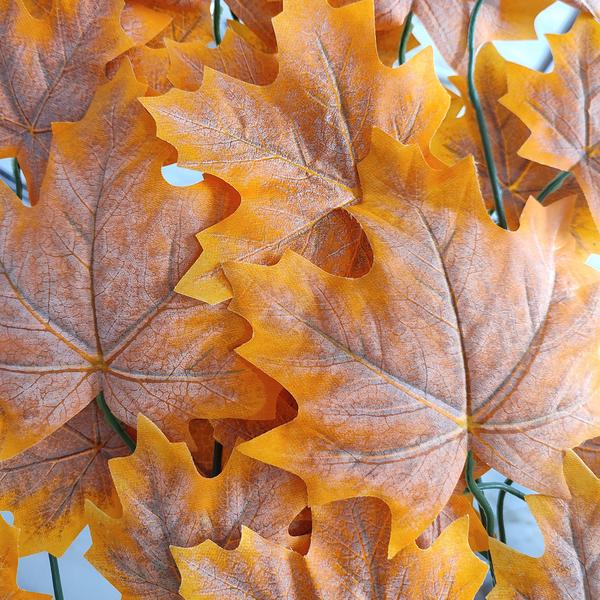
(0, 61, 277, 459)
(228, 130, 600, 552)
(0, 0, 132, 203)
(489, 451, 600, 599)
(501, 15, 600, 230)
(416, 494, 488, 552)
(166, 26, 278, 92)
(0, 402, 128, 556)
(236, 0, 552, 73)
(144, 0, 449, 304)
(0, 518, 50, 599)
(433, 43, 575, 229)
(576, 436, 600, 477)
(174, 497, 487, 599)
(86, 415, 306, 600)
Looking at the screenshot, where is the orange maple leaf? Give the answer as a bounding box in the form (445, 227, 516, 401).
(173, 497, 487, 599)
(86, 415, 307, 600)
(0, 0, 132, 204)
(501, 15, 600, 231)
(0, 402, 128, 557)
(225, 131, 600, 552)
(144, 0, 449, 304)
(0, 62, 277, 459)
(0, 518, 51, 599)
(489, 451, 600, 599)
(230, 0, 553, 72)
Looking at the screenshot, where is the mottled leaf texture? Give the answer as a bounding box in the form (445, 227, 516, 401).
(0, 402, 128, 557)
(501, 15, 600, 230)
(0, 62, 277, 460)
(230, 0, 552, 73)
(433, 43, 576, 229)
(0, 0, 132, 203)
(137, 0, 213, 46)
(229, 130, 600, 553)
(568, 0, 600, 18)
(173, 497, 487, 599)
(166, 25, 278, 92)
(86, 415, 306, 600)
(143, 0, 449, 304)
(489, 451, 600, 599)
(416, 494, 488, 552)
(576, 436, 600, 477)
(0, 518, 50, 599)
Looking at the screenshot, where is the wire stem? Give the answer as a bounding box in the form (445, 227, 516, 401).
(465, 452, 496, 581)
(537, 170, 572, 203)
(12, 158, 23, 200)
(479, 480, 525, 502)
(96, 391, 136, 452)
(467, 0, 507, 229)
(213, 0, 222, 45)
(495, 478, 513, 544)
(48, 554, 64, 600)
(398, 12, 413, 65)
(211, 441, 223, 476)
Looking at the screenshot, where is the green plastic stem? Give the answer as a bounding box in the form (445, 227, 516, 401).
(48, 554, 64, 600)
(479, 480, 525, 502)
(467, 0, 507, 229)
(96, 391, 136, 452)
(398, 12, 414, 65)
(465, 452, 496, 581)
(537, 170, 572, 203)
(12, 158, 23, 200)
(213, 0, 222, 45)
(495, 478, 514, 544)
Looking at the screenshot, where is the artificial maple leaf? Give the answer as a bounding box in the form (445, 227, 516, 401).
(416, 493, 488, 552)
(236, 0, 552, 73)
(227, 130, 600, 553)
(136, 0, 213, 46)
(0, 518, 50, 600)
(575, 436, 600, 478)
(0, 402, 128, 557)
(0, 61, 277, 460)
(433, 43, 577, 229)
(144, 0, 449, 304)
(86, 415, 306, 600)
(567, 0, 600, 18)
(121, 1, 173, 46)
(0, 0, 132, 204)
(173, 496, 487, 599)
(501, 15, 600, 231)
(166, 25, 278, 92)
(489, 451, 600, 599)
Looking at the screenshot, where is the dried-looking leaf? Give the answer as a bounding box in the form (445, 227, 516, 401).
(0, 518, 51, 599)
(166, 26, 278, 92)
(0, 0, 132, 203)
(0, 402, 128, 557)
(121, 1, 172, 46)
(0, 62, 277, 459)
(228, 130, 600, 552)
(86, 415, 306, 600)
(236, 0, 552, 73)
(575, 436, 600, 477)
(501, 15, 600, 230)
(489, 451, 600, 599)
(416, 494, 488, 552)
(433, 43, 575, 229)
(173, 497, 487, 599)
(143, 0, 449, 304)
(136, 0, 213, 46)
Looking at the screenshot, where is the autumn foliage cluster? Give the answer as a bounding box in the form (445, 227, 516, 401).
(0, 0, 599, 597)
